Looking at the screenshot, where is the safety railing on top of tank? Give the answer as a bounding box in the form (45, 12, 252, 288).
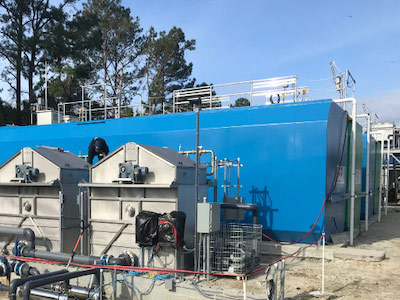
(54, 75, 310, 123)
(172, 75, 310, 113)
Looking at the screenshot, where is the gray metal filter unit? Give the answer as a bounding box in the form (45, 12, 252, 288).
(207, 223, 262, 275)
(0, 147, 90, 253)
(81, 142, 208, 269)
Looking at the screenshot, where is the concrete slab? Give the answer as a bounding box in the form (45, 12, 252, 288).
(333, 247, 386, 262)
(259, 241, 343, 260)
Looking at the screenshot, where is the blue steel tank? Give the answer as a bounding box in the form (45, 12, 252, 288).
(361, 134, 376, 220)
(0, 99, 349, 243)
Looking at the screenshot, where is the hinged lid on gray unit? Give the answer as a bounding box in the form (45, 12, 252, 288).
(0, 146, 90, 183)
(89, 142, 205, 185)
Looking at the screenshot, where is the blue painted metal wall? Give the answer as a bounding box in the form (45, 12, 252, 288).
(361, 134, 376, 219)
(0, 99, 348, 243)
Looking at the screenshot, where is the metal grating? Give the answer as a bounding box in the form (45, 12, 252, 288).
(206, 223, 262, 275)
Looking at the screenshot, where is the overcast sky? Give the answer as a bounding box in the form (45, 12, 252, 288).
(126, 0, 400, 123)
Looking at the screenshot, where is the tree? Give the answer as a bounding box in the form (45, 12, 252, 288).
(233, 97, 250, 107)
(23, 0, 75, 108)
(82, 0, 143, 114)
(0, 0, 29, 124)
(139, 26, 195, 114)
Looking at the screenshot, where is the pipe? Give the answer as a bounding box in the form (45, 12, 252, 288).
(0, 226, 35, 250)
(9, 269, 69, 300)
(379, 136, 384, 222)
(0, 225, 132, 266)
(179, 149, 216, 175)
(22, 269, 99, 300)
(29, 250, 130, 266)
(357, 114, 370, 230)
(30, 289, 68, 300)
(386, 135, 391, 216)
(49, 283, 97, 299)
(220, 203, 258, 224)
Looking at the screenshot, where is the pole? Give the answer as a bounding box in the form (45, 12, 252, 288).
(385, 138, 390, 216)
(357, 114, 370, 230)
(45, 60, 48, 110)
(322, 233, 325, 294)
(243, 276, 247, 300)
(350, 99, 357, 246)
(378, 136, 384, 222)
(193, 96, 201, 271)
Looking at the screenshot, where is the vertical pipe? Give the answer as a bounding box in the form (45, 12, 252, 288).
(209, 86, 212, 109)
(280, 260, 285, 300)
(365, 115, 370, 230)
(243, 277, 247, 300)
(237, 158, 241, 201)
(249, 81, 253, 106)
(194, 99, 200, 271)
(378, 137, 384, 222)
(322, 233, 325, 294)
(358, 114, 371, 230)
(206, 234, 210, 281)
(350, 99, 357, 246)
(59, 191, 63, 252)
(81, 86, 84, 122)
(214, 156, 218, 202)
(385, 139, 390, 216)
(104, 83, 107, 120)
(173, 92, 175, 113)
(45, 60, 48, 110)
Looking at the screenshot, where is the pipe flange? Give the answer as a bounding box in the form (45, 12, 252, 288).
(14, 261, 26, 276)
(99, 254, 108, 265)
(0, 257, 10, 276)
(106, 255, 113, 265)
(121, 250, 138, 266)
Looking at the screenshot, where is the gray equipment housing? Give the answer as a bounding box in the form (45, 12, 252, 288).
(80, 142, 208, 270)
(0, 147, 90, 253)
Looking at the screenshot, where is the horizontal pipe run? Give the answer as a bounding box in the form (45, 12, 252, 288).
(0, 226, 35, 251)
(0, 225, 131, 266)
(22, 269, 100, 300)
(9, 270, 69, 300)
(30, 288, 68, 300)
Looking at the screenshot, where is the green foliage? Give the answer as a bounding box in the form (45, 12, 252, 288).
(140, 26, 196, 113)
(233, 97, 250, 107)
(0, 0, 199, 124)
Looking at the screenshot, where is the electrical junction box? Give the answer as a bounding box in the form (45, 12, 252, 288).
(197, 202, 220, 233)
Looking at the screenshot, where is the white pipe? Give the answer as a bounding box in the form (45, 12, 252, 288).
(357, 114, 370, 230)
(243, 276, 247, 300)
(379, 136, 384, 222)
(322, 233, 325, 294)
(385, 138, 390, 216)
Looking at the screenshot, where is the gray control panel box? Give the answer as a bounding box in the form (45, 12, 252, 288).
(197, 202, 221, 233)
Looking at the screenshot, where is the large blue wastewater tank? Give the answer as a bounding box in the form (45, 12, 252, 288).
(0, 99, 348, 243)
(361, 134, 376, 220)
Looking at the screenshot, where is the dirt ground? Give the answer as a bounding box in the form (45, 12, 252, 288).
(263, 207, 400, 299)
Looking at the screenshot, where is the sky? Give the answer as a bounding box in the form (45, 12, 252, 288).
(125, 0, 400, 123)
